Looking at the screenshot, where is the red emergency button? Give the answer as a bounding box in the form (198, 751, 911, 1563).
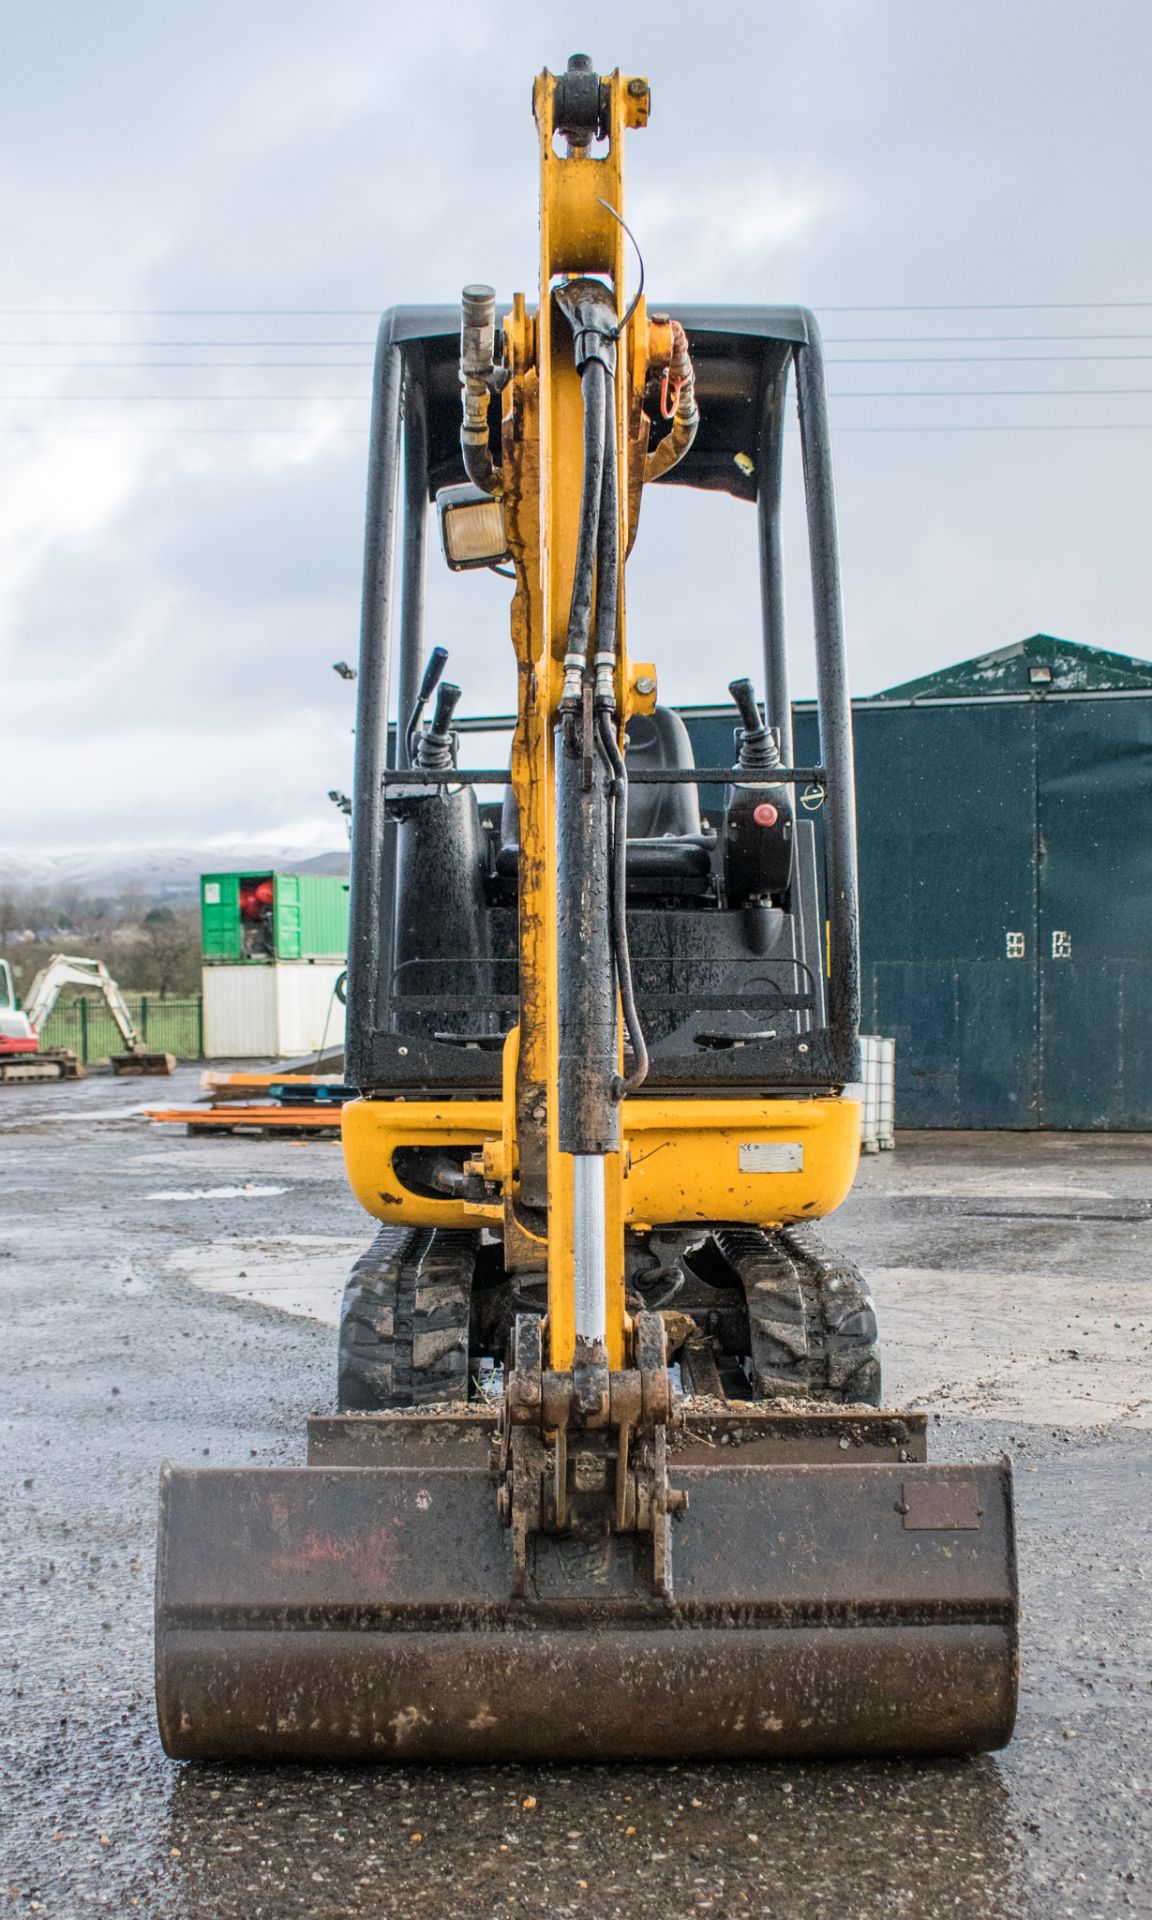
(753, 802, 779, 828)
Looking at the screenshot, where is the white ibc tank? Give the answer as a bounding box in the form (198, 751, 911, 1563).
(858, 1034, 896, 1152)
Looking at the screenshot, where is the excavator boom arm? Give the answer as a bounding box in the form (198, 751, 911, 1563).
(24, 955, 141, 1048)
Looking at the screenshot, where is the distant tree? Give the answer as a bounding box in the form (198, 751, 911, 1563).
(139, 906, 199, 996)
(0, 885, 201, 997)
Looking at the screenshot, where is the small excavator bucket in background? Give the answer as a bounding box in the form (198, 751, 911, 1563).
(111, 1050, 176, 1076)
(155, 1406, 1017, 1763)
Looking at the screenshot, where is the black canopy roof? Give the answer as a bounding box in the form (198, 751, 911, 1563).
(386, 304, 812, 504)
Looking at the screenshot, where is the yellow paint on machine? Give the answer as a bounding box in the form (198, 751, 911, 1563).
(342, 1095, 860, 1229)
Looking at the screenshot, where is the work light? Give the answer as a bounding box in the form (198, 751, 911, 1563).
(436, 482, 510, 571)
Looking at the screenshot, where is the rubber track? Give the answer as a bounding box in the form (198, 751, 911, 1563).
(714, 1223, 881, 1405)
(336, 1225, 478, 1411)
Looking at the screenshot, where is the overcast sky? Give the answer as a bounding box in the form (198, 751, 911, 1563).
(2, 0, 1149, 855)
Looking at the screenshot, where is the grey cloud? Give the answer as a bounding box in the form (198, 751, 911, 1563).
(1, 0, 1149, 852)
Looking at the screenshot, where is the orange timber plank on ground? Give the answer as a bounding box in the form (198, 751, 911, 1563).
(148, 1106, 340, 1131)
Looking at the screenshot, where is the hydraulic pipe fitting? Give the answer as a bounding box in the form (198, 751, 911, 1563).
(460, 283, 501, 495)
(461, 283, 496, 375)
(555, 276, 619, 378)
(645, 319, 699, 481)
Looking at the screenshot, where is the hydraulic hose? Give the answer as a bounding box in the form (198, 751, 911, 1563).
(554, 278, 642, 1116)
(598, 709, 650, 1095)
(592, 372, 619, 710)
(555, 276, 620, 711)
(560, 357, 608, 709)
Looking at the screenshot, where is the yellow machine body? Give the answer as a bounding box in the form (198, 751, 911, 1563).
(343, 1093, 861, 1232)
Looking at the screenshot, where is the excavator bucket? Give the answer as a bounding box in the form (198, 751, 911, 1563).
(110, 1050, 176, 1076)
(155, 1408, 1017, 1763)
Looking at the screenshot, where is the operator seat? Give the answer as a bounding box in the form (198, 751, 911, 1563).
(495, 703, 713, 888)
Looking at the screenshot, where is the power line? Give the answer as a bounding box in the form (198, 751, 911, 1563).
(818, 302, 1152, 312)
(1, 386, 1150, 402)
(0, 334, 1144, 349)
(5, 352, 1152, 371)
(2, 422, 1151, 437)
(2, 333, 1151, 347)
(830, 387, 1152, 398)
(0, 309, 387, 317)
(0, 427, 370, 435)
(0, 339, 374, 348)
(830, 353, 1152, 364)
(830, 423, 1152, 432)
(0, 300, 1150, 315)
(0, 393, 372, 401)
(824, 333, 1152, 343)
(0, 360, 374, 368)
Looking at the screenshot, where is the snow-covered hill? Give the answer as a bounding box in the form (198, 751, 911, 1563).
(0, 845, 349, 899)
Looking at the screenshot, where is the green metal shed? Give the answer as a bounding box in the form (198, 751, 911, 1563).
(873, 632, 1152, 701)
(200, 871, 350, 965)
(679, 635, 1152, 1130)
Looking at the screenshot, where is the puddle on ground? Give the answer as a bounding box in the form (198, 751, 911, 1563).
(164, 1235, 366, 1323)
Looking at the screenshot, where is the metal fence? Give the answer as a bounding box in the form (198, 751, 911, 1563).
(38, 994, 204, 1064)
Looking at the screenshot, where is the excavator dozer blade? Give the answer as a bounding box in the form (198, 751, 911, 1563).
(155, 1427, 1017, 1764)
(111, 1051, 176, 1076)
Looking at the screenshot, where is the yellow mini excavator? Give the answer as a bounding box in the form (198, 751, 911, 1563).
(155, 55, 1018, 1762)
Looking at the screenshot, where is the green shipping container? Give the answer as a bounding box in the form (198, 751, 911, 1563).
(201, 872, 243, 961)
(200, 872, 350, 964)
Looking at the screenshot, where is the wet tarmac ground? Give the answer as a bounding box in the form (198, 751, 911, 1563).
(1, 1070, 1149, 1918)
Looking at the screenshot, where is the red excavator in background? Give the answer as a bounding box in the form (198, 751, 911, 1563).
(0, 954, 175, 1082)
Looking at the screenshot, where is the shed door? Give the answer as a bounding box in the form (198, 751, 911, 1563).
(201, 874, 241, 963)
(851, 703, 1040, 1127)
(273, 875, 302, 961)
(1036, 698, 1152, 1126)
